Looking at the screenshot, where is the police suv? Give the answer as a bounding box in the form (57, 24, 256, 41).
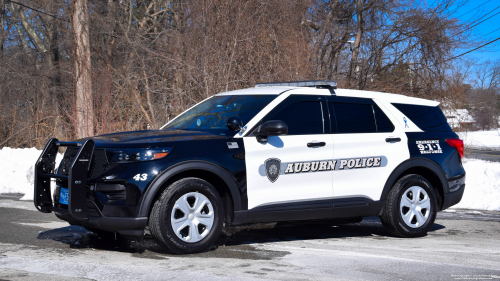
(34, 80, 466, 254)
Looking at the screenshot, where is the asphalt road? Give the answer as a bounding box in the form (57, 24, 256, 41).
(1, 194, 499, 281)
(466, 149, 500, 162)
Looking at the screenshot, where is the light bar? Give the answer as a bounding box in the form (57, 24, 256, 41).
(255, 80, 337, 88)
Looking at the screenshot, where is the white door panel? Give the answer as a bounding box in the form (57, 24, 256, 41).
(332, 131, 409, 200)
(244, 134, 334, 209)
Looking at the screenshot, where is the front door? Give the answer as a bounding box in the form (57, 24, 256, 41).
(244, 95, 334, 213)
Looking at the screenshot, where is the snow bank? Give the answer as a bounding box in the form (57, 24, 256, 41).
(0, 147, 62, 201)
(457, 130, 500, 150)
(452, 158, 500, 211)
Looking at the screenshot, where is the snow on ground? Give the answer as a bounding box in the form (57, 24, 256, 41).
(0, 147, 62, 201)
(452, 158, 500, 211)
(457, 129, 500, 150)
(0, 148, 499, 211)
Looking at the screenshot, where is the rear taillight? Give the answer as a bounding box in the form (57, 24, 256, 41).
(446, 138, 464, 159)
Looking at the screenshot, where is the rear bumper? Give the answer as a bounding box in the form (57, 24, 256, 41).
(441, 174, 466, 210)
(55, 210, 147, 236)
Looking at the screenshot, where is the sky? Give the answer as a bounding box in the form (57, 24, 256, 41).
(454, 0, 500, 62)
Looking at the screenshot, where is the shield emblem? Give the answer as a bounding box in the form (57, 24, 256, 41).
(265, 158, 281, 183)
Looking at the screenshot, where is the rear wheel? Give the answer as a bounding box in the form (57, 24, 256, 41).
(381, 174, 437, 238)
(148, 178, 224, 254)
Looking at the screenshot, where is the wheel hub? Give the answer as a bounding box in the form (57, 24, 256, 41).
(170, 192, 215, 243)
(400, 186, 431, 228)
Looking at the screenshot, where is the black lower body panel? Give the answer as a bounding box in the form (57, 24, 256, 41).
(232, 198, 385, 225)
(441, 183, 465, 210)
(246, 199, 333, 224)
(53, 204, 147, 236)
(330, 198, 385, 219)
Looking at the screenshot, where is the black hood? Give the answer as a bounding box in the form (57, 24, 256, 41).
(80, 130, 228, 147)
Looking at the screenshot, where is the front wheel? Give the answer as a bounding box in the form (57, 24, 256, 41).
(381, 174, 437, 238)
(148, 178, 224, 254)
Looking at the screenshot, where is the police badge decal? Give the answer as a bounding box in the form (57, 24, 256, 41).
(265, 158, 281, 183)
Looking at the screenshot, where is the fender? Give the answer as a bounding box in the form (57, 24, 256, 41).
(137, 160, 243, 217)
(380, 157, 449, 201)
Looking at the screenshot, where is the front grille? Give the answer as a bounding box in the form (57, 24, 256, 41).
(89, 149, 112, 178)
(58, 147, 115, 179)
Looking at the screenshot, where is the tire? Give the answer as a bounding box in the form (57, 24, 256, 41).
(148, 177, 224, 254)
(380, 174, 437, 238)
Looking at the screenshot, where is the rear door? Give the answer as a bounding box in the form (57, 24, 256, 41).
(327, 97, 409, 201)
(244, 95, 334, 213)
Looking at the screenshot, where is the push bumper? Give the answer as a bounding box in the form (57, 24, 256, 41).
(34, 138, 147, 236)
(441, 174, 466, 210)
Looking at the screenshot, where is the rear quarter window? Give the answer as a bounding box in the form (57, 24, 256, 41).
(392, 103, 452, 132)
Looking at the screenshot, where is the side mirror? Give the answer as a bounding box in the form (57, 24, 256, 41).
(227, 116, 243, 132)
(254, 120, 288, 143)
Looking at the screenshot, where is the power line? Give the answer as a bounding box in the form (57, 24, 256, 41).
(444, 35, 500, 62)
(9, 0, 70, 23)
(467, 8, 500, 31)
(7, 0, 118, 38)
(482, 26, 500, 37)
(456, 0, 492, 18)
(452, 5, 500, 37)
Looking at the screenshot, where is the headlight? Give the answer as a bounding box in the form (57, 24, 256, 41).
(105, 148, 173, 163)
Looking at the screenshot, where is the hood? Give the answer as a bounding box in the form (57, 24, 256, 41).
(80, 130, 228, 148)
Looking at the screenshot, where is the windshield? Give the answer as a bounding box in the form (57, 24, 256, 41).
(162, 95, 278, 136)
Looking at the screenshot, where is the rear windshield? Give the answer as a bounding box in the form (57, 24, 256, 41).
(392, 103, 452, 132)
(163, 95, 278, 136)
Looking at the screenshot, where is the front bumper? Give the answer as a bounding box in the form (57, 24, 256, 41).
(34, 138, 147, 236)
(55, 209, 147, 236)
(441, 174, 466, 210)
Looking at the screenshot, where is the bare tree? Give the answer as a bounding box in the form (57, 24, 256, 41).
(73, 0, 93, 138)
(0, 0, 495, 148)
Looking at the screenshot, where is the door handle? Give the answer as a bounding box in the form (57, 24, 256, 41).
(307, 142, 326, 147)
(385, 138, 401, 143)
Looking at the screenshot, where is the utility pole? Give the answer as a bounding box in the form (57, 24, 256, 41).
(72, 0, 94, 138)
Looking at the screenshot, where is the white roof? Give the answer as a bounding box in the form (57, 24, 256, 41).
(215, 86, 439, 106)
(334, 89, 439, 106)
(216, 87, 293, 96)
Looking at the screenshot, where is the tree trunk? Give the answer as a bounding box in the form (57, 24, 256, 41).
(72, 0, 94, 138)
(49, 3, 64, 140)
(0, 0, 5, 59)
(348, 0, 364, 87)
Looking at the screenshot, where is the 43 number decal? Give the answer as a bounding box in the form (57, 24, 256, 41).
(133, 173, 148, 181)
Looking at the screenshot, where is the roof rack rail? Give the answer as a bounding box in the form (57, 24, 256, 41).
(255, 80, 337, 88)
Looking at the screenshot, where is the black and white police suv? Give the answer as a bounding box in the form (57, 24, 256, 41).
(34, 80, 466, 254)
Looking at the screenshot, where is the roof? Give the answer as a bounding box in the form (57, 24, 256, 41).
(334, 89, 439, 107)
(215, 86, 440, 106)
(216, 87, 293, 96)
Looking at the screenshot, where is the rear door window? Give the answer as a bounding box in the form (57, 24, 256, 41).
(329, 102, 394, 133)
(373, 105, 395, 132)
(331, 103, 377, 133)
